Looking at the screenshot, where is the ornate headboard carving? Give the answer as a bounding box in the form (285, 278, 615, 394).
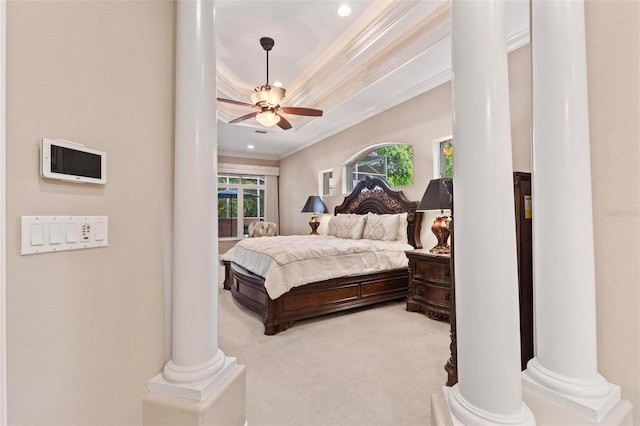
(334, 176, 423, 249)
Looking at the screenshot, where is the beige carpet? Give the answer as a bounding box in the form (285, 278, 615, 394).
(218, 268, 451, 426)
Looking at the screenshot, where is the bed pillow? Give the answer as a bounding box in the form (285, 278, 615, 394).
(327, 214, 367, 239)
(395, 212, 409, 243)
(362, 213, 400, 241)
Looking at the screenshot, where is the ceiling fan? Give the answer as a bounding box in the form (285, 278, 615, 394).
(217, 37, 323, 130)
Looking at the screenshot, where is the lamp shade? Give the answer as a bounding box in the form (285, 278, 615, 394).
(301, 195, 328, 214)
(251, 86, 286, 107)
(418, 178, 453, 211)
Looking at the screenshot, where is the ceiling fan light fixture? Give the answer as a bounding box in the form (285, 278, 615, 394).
(217, 37, 322, 131)
(255, 110, 281, 127)
(250, 86, 286, 107)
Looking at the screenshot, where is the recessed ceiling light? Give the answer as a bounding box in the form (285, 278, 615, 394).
(337, 4, 351, 17)
(247, 145, 255, 149)
(273, 81, 283, 87)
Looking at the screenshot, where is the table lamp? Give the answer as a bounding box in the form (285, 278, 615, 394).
(418, 178, 453, 254)
(301, 195, 328, 235)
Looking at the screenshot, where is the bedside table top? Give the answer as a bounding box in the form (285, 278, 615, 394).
(405, 248, 450, 259)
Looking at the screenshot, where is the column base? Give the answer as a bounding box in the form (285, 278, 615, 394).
(523, 358, 621, 422)
(431, 388, 454, 426)
(431, 386, 634, 426)
(149, 356, 237, 401)
(445, 385, 535, 425)
(144, 363, 245, 426)
(523, 388, 633, 426)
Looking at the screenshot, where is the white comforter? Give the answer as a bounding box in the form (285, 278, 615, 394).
(221, 235, 413, 299)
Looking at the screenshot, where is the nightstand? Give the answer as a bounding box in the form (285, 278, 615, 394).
(405, 249, 452, 321)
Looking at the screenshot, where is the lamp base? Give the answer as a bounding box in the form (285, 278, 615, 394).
(429, 244, 451, 256)
(308, 216, 320, 235)
(430, 215, 451, 255)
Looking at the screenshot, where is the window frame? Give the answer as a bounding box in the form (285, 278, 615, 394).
(319, 169, 333, 197)
(432, 135, 453, 179)
(217, 174, 266, 241)
(341, 142, 413, 194)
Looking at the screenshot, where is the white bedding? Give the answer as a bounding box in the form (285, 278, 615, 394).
(221, 235, 413, 299)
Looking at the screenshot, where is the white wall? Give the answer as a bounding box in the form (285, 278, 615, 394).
(586, 0, 640, 420)
(6, 1, 174, 424)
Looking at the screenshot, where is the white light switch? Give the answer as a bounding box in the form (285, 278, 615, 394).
(95, 222, 106, 241)
(21, 216, 108, 255)
(66, 223, 77, 243)
(30, 224, 44, 246)
(49, 223, 62, 244)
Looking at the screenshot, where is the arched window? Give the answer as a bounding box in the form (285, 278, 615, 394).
(342, 143, 414, 193)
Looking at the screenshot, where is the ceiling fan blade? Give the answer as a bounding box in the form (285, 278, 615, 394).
(276, 114, 292, 130)
(217, 97, 257, 108)
(281, 106, 323, 117)
(229, 111, 259, 124)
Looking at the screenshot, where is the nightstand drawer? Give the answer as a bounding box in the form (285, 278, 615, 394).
(405, 250, 451, 321)
(412, 281, 451, 308)
(414, 260, 450, 283)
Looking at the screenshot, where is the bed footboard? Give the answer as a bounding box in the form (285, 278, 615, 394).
(222, 260, 233, 290)
(223, 261, 409, 335)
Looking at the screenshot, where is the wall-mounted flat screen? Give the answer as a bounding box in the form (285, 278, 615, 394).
(41, 138, 107, 184)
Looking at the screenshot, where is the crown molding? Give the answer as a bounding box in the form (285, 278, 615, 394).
(342, 0, 423, 63)
(218, 162, 280, 175)
(285, 1, 448, 110)
(507, 28, 530, 51)
(216, 73, 253, 101)
(309, 11, 450, 116)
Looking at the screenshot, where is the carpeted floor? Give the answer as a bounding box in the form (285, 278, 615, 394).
(218, 268, 451, 426)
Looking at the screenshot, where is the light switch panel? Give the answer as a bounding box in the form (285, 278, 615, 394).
(21, 216, 109, 255)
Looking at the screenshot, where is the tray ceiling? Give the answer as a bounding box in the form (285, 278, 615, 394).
(216, 0, 529, 160)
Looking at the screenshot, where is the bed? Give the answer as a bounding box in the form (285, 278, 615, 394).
(221, 176, 423, 335)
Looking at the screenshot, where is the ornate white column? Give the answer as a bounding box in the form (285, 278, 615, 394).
(522, 0, 620, 421)
(446, 0, 534, 424)
(148, 0, 236, 400)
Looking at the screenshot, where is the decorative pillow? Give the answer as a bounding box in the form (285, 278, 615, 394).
(248, 221, 277, 237)
(395, 212, 409, 243)
(327, 214, 367, 239)
(362, 213, 400, 241)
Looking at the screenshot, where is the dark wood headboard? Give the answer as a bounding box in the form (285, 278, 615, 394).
(334, 176, 423, 249)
